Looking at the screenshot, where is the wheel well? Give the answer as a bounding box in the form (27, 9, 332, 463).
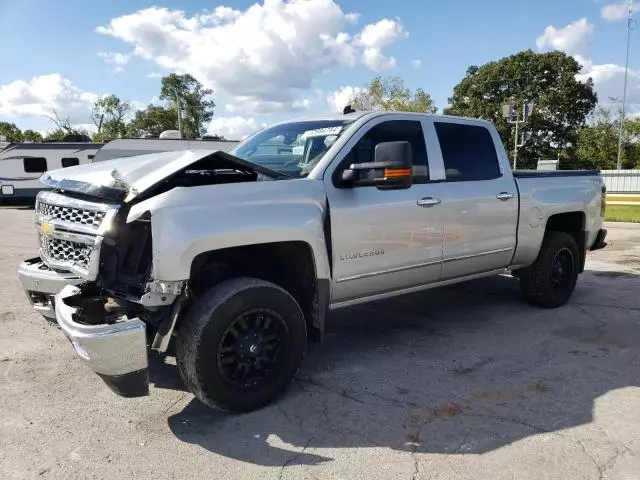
(545, 212, 586, 272)
(188, 241, 324, 342)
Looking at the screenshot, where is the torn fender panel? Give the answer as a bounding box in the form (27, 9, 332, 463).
(126, 177, 332, 282)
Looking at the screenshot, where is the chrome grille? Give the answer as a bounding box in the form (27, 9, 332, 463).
(40, 234, 92, 267)
(34, 191, 118, 280)
(37, 202, 106, 228)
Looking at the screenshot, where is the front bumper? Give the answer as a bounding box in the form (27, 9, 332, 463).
(54, 285, 150, 397)
(17, 257, 84, 319)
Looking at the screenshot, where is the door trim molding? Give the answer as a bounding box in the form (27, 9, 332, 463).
(443, 247, 513, 263)
(330, 268, 508, 310)
(335, 259, 442, 283)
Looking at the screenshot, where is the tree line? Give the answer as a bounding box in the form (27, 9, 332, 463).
(1, 50, 638, 170)
(347, 50, 639, 170)
(0, 73, 216, 144)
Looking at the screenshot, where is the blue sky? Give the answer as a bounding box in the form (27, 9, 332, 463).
(0, 0, 637, 138)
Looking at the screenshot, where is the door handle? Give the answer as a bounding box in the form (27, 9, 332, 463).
(496, 192, 514, 201)
(417, 197, 441, 208)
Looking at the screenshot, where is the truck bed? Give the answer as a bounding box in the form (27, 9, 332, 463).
(513, 169, 599, 178)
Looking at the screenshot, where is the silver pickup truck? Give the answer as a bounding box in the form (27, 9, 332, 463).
(17, 111, 608, 412)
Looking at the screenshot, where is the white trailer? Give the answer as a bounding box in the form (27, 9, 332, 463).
(0, 142, 103, 201)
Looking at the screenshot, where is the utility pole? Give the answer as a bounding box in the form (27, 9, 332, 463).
(502, 102, 534, 169)
(616, 0, 636, 170)
(174, 90, 183, 139)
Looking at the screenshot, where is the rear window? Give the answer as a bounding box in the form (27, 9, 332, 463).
(23, 157, 47, 173)
(434, 122, 501, 181)
(61, 157, 79, 168)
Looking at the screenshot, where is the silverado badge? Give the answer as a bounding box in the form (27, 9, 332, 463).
(40, 221, 54, 234)
(339, 249, 385, 261)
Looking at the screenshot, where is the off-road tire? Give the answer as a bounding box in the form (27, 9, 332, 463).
(176, 277, 307, 412)
(519, 231, 580, 308)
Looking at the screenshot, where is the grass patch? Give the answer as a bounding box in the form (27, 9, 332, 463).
(605, 205, 640, 223)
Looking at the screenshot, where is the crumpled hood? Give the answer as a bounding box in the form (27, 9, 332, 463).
(39, 149, 281, 203)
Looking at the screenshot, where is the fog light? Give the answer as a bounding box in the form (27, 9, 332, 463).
(1, 185, 14, 195)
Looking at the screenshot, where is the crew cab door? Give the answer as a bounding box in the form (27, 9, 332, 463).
(323, 116, 444, 305)
(430, 119, 518, 279)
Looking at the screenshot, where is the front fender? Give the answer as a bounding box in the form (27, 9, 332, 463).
(126, 179, 331, 282)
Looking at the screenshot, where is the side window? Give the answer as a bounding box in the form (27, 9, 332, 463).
(23, 157, 47, 173)
(344, 120, 429, 184)
(61, 157, 79, 168)
(434, 122, 501, 181)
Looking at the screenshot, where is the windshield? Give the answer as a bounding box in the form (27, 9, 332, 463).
(228, 119, 353, 178)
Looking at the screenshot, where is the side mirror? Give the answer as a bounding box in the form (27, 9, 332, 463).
(341, 141, 413, 189)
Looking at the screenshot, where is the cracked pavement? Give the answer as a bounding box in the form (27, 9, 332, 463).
(1, 206, 639, 480)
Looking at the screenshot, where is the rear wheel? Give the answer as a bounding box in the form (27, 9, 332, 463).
(518, 231, 580, 308)
(176, 277, 307, 412)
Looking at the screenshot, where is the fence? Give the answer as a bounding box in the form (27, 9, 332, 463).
(600, 169, 640, 194)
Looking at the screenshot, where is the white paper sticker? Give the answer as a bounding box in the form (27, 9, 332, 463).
(302, 126, 343, 138)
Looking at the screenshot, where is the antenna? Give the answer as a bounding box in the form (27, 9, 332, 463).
(616, 0, 636, 170)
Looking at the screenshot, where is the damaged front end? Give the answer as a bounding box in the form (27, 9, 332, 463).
(55, 284, 150, 397)
(18, 149, 281, 398)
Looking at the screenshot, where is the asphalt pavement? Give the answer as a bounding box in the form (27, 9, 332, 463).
(1, 205, 639, 479)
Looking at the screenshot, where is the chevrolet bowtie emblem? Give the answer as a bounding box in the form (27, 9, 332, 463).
(40, 221, 54, 234)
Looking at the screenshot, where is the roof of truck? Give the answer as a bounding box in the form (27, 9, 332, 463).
(279, 110, 490, 125)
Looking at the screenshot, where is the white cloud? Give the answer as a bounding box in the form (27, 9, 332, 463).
(147, 72, 163, 79)
(354, 18, 406, 72)
(97, 52, 131, 73)
(361, 48, 396, 71)
(601, 1, 638, 21)
(536, 18, 594, 56)
(208, 116, 266, 139)
(535, 19, 640, 114)
(354, 18, 407, 49)
(411, 59, 422, 68)
(578, 63, 640, 106)
(0, 73, 98, 123)
(224, 96, 313, 114)
(96, 2, 407, 115)
(326, 85, 363, 113)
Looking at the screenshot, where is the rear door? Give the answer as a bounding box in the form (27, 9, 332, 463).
(432, 120, 518, 279)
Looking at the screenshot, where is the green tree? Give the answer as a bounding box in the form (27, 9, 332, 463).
(42, 129, 67, 142)
(577, 106, 640, 170)
(22, 129, 43, 143)
(91, 94, 131, 141)
(444, 50, 598, 169)
(0, 122, 23, 142)
(45, 106, 89, 138)
(348, 76, 437, 113)
(160, 73, 215, 138)
(126, 105, 178, 137)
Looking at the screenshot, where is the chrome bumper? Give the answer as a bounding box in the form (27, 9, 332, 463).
(17, 257, 84, 319)
(54, 285, 149, 397)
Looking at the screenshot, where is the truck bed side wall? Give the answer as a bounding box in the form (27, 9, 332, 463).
(512, 175, 604, 267)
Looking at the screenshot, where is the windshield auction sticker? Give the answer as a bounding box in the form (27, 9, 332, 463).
(302, 126, 343, 138)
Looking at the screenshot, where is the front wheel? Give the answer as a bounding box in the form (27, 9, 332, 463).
(176, 277, 307, 412)
(518, 231, 580, 308)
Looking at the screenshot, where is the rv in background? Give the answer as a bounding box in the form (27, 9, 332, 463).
(0, 131, 240, 202)
(0, 141, 103, 201)
(92, 133, 239, 162)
